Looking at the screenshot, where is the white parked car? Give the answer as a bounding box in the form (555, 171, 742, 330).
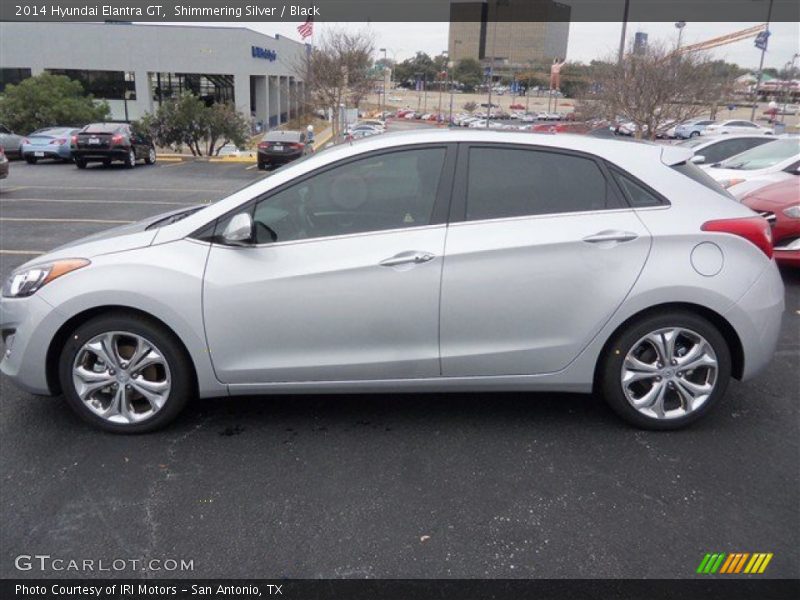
(468, 119, 488, 128)
(704, 137, 800, 198)
(702, 120, 774, 136)
(678, 134, 778, 166)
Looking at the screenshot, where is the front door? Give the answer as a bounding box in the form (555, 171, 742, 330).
(203, 145, 454, 384)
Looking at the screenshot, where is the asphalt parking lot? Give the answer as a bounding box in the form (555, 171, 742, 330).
(0, 152, 798, 580)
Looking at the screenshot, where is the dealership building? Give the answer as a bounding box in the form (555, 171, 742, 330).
(0, 22, 308, 127)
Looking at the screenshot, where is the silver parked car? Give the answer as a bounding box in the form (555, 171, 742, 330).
(0, 131, 785, 433)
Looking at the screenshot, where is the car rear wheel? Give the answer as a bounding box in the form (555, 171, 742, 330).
(25, 156, 37, 164)
(58, 313, 193, 433)
(125, 149, 136, 169)
(75, 158, 86, 169)
(145, 147, 157, 165)
(690, 131, 700, 137)
(600, 311, 731, 430)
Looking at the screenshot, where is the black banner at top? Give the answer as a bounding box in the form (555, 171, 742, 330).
(1, 0, 799, 23)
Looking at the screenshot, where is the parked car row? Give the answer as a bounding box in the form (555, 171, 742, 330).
(0, 122, 157, 170)
(613, 118, 774, 139)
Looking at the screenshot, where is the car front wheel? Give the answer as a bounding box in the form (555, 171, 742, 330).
(145, 147, 157, 165)
(600, 311, 731, 430)
(58, 313, 193, 433)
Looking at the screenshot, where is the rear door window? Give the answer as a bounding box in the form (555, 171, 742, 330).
(464, 147, 621, 221)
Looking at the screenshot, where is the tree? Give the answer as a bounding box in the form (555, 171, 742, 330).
(0, 72, 110, 133)
(301, 28, 374, 137)
(135, 94, 248, 156)
(205, 103, 250, 156)
(453, 58, 484, 92)
(462, 101, 478, 113)
(586, 43, 733, 139)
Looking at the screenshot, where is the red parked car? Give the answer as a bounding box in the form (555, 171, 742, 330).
(509, 103, 525, 110)
(530, 122, 591, 134)
(741, 179, 800, 268)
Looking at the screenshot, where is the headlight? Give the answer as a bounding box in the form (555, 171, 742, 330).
(783, 205, 800, 219)
(2, 259, 90, 298)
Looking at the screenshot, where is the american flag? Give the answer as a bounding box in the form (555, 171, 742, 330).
(297, 16, 314, 40)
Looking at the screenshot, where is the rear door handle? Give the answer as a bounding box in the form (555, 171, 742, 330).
(582, 230, 639, 244)
(379, 251, 436, 267)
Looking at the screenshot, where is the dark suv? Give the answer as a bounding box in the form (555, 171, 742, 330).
(72, 123, 156, 169)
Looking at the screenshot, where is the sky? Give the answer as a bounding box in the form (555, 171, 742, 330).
(194, 21, 800, 71)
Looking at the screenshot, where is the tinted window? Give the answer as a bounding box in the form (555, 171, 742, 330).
(612, 171, 665, 207)
(465, 147, 618, 221)
(263, 131, 303, 143)
(249, 147, 446, 244)
(83, 123, 121, 134)
(701, 138, 772, 164)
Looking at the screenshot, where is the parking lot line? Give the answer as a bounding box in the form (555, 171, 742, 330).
(1, 217, 133, 224)
(0, 250, 45, 255)
(14, 184, 228, 193)
(0, 197, 199, 207)
(159, 161, 189, 168)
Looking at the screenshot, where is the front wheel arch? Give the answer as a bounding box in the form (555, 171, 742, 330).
(45, 306, 198, 397)
(592, 302, 744, 393)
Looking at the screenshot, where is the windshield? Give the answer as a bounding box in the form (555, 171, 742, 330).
(716, 138, 799, 170)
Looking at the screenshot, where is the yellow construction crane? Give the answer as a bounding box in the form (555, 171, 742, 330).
(677, 24, 767, 54)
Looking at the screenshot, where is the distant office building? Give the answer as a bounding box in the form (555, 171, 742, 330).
(633, 31, 649, 54)
(448, 0, 570, 66)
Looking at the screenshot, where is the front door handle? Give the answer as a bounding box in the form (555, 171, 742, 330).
(582, 230, 639, 244)
(379, 251, 436, 267)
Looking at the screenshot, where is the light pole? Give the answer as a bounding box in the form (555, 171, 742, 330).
(438, 50, 448, 122)
(379, 47, 387, 118)
(618, 0, 631, 64)
(448, 60, 455, 125)
(750, 0, 775, 121)
(675, 21, 686, 49)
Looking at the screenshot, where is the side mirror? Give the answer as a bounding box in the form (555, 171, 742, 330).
(221, 212, 254, 245)
(691, 154, 706, 164)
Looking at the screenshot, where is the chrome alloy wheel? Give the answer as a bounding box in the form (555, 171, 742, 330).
(148, 148, 156, 163)
(621, 327, 718, 420)
(72, 331, 171, 424)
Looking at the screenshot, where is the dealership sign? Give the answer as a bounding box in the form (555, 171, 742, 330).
(252, 46, 277, 61)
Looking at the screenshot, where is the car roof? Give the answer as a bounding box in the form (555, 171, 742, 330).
(329, 128, 690, 165)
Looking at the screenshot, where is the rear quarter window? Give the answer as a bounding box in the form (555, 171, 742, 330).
(671, 162, 735, 199)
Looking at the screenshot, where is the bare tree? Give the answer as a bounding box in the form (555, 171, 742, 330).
(299, 28, 375, 137)
(586, 42, 733, 139)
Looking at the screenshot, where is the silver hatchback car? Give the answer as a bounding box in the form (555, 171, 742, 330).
(0, 131, 785, 432)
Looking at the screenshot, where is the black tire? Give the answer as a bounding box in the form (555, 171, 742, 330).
(25, 156, 37, 164)
(258, 160, 268, 170)
(58, 312, 194, 433)
(689, 131, 700, 138)
(75, 158, 87, 169)
(144, 146, 157, 165)
(124, 149, 136, 169)
(599, 310, 731, 430)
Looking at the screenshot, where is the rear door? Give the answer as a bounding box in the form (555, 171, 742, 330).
(439, 144, 652, 377)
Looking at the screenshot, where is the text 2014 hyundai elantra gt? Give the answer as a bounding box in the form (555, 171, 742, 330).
(0, 131, 785, 432)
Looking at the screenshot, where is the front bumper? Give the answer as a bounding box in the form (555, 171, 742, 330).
(723, 260, 786, 381)
(0, 294, 63, 395)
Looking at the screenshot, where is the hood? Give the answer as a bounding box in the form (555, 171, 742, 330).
(17, 206, 203, 268)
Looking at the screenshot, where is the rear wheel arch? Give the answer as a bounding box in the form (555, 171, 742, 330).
(592, 302, 745, 391)
(46, 306, 198, 396)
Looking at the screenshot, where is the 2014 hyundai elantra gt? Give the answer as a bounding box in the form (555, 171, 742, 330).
(0, 130, 785, 432)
